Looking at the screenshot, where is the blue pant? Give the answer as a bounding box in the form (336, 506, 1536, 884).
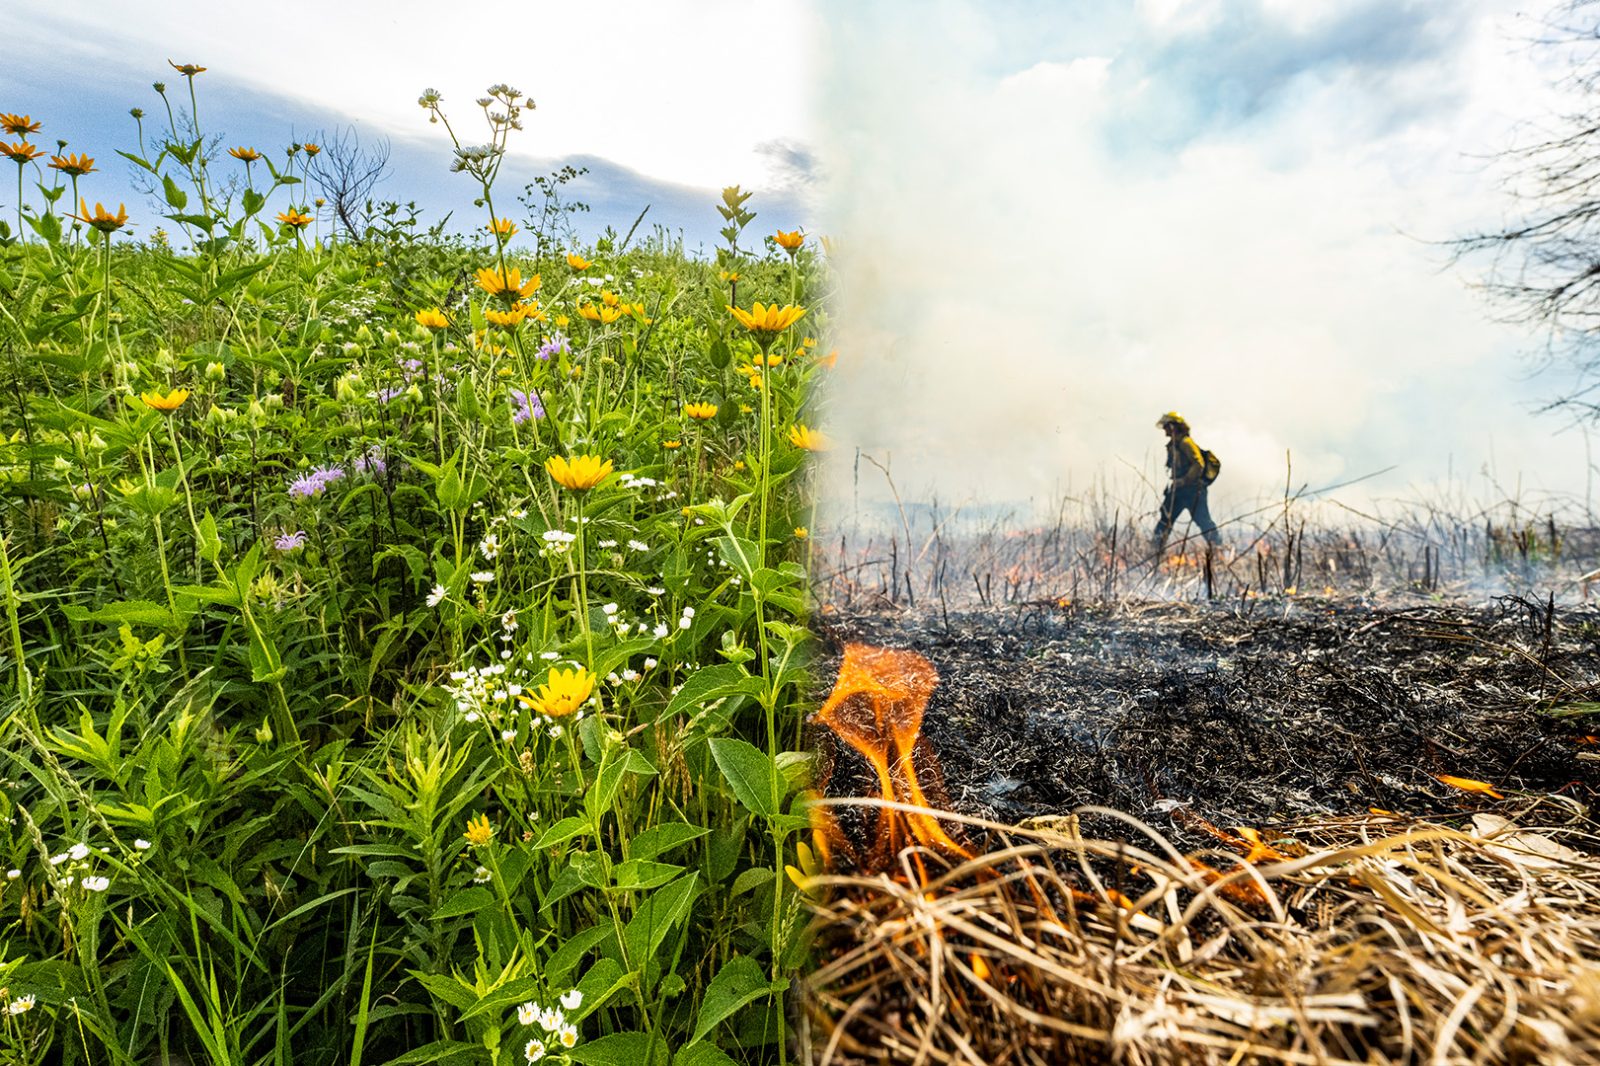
(1155, 484, 1220, 548)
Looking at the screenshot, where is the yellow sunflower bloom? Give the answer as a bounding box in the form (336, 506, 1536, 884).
(141, 387, 191, 413)
(475, 266, 540, 300)
(277, 208, 314, 229)
(71, 200, 130, 234)
(728, 301, 806, 337)
(48, 153, 95, 176)
(303, 143, 321, 156)
(228, 146, 261, 162)
(544, 454, 613, 492)
(788, 423, 830, 451)
(484, 302, 544, 328)
(576, 302, 623, 325)
(486, 217, 518, 236)
(774, 228, 804, 252)
(1, 141, 43, 163)
(168, 60, 207, 76)
(684, 402, 718, 420)
(415, 308, 451, 330)
(0, 114, 40, 137)
(520, 666, 595, 718)
(464, 813, 494, 847)
(663, 440, 682, 449)
(600, 291, 620, 307)
(566, 253, 591, 270)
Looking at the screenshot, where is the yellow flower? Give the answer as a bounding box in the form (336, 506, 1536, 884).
(788, 423, 830, 451)
(141, 387, 191, 413)
(718, 270, 740, 283)
(577, 302, 623, 325)
(228, 146, 261, 163)
(277, 207, 314, 229)
(415, 308, 451, 330)
(303, 142, 321, 156)
(0, 114, 40, 137)
(729, 301, 806, 337)
(48, 153, 95, 176)
(71, 199, 129, 233)
(475, 266, 540, 300)
(464, 813, 494, 847)
(486, 217, 518, 237)
(545, 454, 613, 491)
(0, 141, 43, 163)
(794, 526, 809, 540)
(751, 353, 783, 367)
(733, 459, 746, 470)
(801, 336, 817, 349)
(168, 60, 208, 76)
(521, 666, 595, 718)
(554, 314, 570, 328)
(484, 302, 544, 328)
(774, 228, 804, 252)
(784, 840, 824, 896)
(684, 402, 718, 420)
(600, 291, 620, 307)
(566, 253, 591, 270)
(663, 440, 681, 449)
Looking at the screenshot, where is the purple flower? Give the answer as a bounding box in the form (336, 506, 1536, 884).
(287, 464, 345, 500)
(353, 444, 387, 477)
(274, 530, 307, 552)
(398, 357, 425, 379)
(374, 385, 407, 404)
(510, 388, 545, 426)
(534, 333, 570, 361)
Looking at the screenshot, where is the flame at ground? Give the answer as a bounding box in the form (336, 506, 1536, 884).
(812, 643, 973, 870)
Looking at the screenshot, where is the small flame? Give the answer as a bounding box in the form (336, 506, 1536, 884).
(813, 644, 972, 870)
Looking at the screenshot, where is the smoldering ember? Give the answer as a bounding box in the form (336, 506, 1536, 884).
(796, 515, 1600, 1064)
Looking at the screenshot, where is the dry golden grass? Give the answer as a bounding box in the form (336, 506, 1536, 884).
(798, 798, 1600, 1065)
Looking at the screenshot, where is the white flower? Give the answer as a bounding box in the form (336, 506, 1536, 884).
(682, 606, 696, 619)
(82, 875, 110, 892)
(628, 539, 649, 552)
(560, 989, 583, 1010)
(540, 651, 559, 661)
(621, 669, 638, 682)
(679, 617, 692, 630)
(134, 839, 151, 851)
(68, 843, 90, 861)
(479, 534, 501, 560)
(5, 870, 18, 880)
(644, 658, 657, 669)
(7, 994, 34, 1015)
(646, 586, 665, 595)
(464, 711, 481, 723)
(541, 529, 577, 545)
(548, 724, 564, 739)
(601, 602, 618, 616)
(48, 853, 69, 867)
(524, 1038, 546, 1062)
(501, 729, 516, 742)
(427, 584, 448, 607)
(539, 1007, 565, 1032)
(470, 571, 495, 584)
(473, 866, 492, 884)
(653, 623, 668, 639)
(597, 538, 618, 548)
(517, 1001, 540, 1026)
(559, 1024, 578, 1048)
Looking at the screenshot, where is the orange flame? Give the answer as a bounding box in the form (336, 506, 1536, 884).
(813, 644, 973, 868)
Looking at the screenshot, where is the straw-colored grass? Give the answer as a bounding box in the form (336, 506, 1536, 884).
(798, 798, 1600, 1065)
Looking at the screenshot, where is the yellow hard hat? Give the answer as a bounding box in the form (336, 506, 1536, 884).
(1156, 411, 1188, 429)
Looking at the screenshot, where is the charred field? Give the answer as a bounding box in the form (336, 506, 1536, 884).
(813, 592, 1600, 843)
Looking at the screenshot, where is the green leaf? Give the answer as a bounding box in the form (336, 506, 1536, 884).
(533, 815, 590, 850)
(622, 873, 699, 966)
(714, 534, 760, 582)
(662, 663, 764, 722)
(629, 821, 710, 861)
(691, 954, 786, 1045)
(432, 886, 493, 919)
(569, 1031, 665, 1066)
(62, 599, 174, 628)
(162, 175, 188, 210)
(674, 1043, 740, 1066)
(197, 510, 222, 566)
(609, 859, 684, 893)
(708, 737, 778, 818)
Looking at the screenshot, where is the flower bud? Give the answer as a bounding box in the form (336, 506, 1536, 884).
(204, 361, 226, 383)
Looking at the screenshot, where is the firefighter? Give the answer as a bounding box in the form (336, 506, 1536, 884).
(1154, 411, 1221, 554)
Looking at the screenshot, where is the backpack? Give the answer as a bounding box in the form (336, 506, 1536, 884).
(1198, 447, 1221, 485)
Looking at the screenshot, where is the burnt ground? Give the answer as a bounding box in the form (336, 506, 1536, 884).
(812, 594, 1600, 847)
